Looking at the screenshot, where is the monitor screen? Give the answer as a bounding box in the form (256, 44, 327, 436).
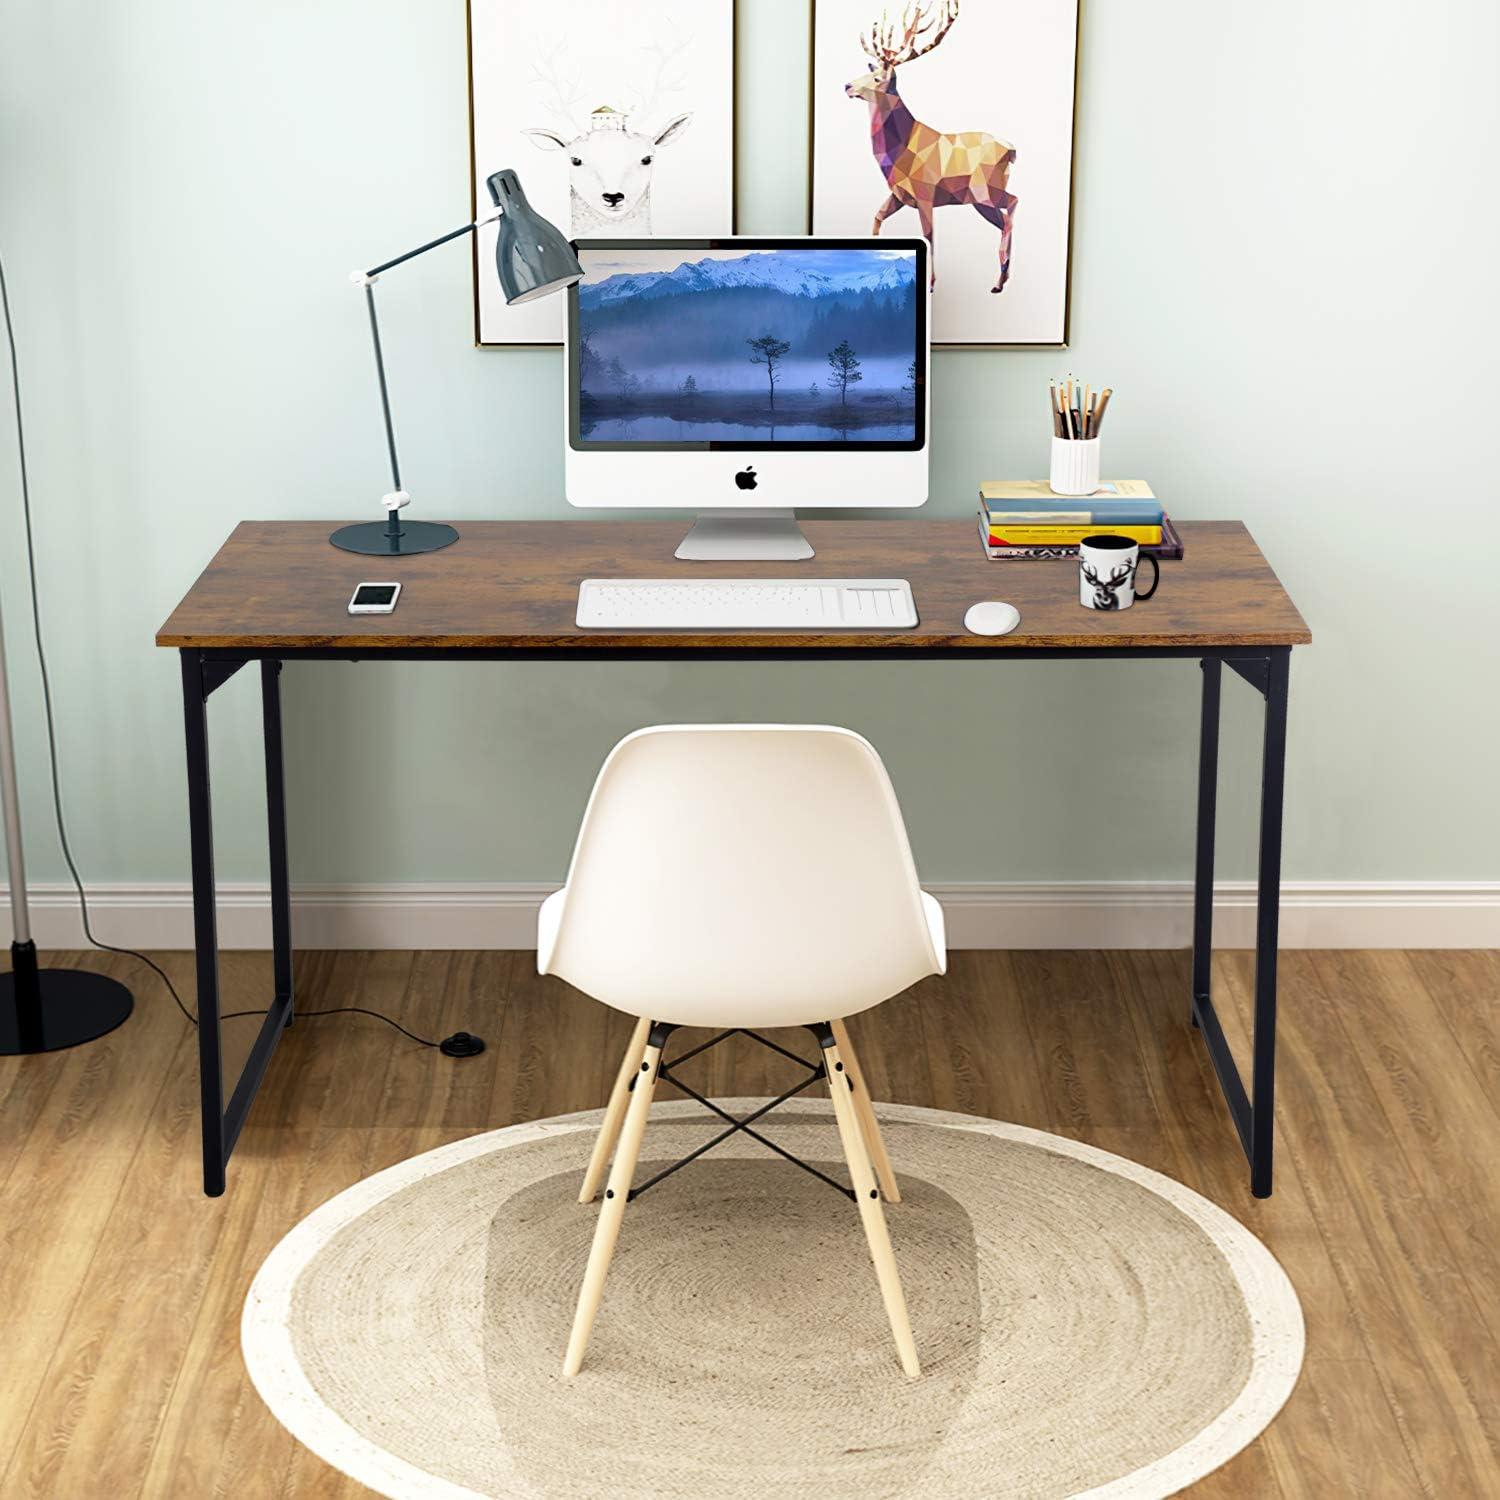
(568, 241, 925, 452)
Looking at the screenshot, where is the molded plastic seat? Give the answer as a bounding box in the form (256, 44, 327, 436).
(537, 724, 947, 1029)
(536, 884, 946, 999)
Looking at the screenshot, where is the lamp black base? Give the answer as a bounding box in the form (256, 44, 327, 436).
(329, 520, 459, 556)
(1, 942, 134, 1055)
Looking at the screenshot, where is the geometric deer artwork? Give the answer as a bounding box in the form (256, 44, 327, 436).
(468, 0, 735, 344)
(812, 0, 1079, 346)
(846, 1, 1017, 293)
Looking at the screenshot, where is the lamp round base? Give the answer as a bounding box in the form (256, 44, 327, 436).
(0, 968, 134, 1055)
(330, 520, 459, 556)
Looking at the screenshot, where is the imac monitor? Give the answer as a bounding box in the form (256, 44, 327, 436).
(565, 238, 929, 560)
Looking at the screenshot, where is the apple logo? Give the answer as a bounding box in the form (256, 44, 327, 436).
(734, 465, 758, 491)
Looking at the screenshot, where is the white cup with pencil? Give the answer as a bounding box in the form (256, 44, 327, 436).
(1049, 377, 1111, 495)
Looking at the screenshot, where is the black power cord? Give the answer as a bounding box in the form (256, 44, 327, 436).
(1, 249, 478, 1057)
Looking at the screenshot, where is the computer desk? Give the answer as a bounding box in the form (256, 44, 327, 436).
(156, 519, 1311, 1199)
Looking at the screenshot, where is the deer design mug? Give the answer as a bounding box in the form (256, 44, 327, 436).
(1079, 534, 1159, 611)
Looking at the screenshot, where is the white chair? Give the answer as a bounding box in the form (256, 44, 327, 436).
(538, 724, 947, 1379)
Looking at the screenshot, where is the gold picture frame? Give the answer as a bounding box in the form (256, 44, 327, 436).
(807, 0, 1081, 349)
(467, 0, 740, 348)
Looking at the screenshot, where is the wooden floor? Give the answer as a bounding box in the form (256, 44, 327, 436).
(2, 947, 1497, 1497)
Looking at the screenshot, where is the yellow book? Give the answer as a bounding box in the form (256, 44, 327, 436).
(987, 523, 1163, 545)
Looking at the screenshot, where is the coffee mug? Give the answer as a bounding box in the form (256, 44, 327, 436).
(1079, 533, 1159, 610)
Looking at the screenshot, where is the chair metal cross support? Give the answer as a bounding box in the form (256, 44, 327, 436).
(628, 1025, 858, 1202)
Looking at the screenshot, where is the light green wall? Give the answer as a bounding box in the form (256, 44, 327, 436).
(1, 0, 1496, 894)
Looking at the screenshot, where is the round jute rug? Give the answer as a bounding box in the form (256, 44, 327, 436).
(243, 1100, 1303, 1500)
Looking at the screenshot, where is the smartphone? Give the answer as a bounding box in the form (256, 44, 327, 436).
(348, 582, 402, 614)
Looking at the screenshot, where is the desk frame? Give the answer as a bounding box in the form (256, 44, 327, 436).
(179, 641, 1290, 1199)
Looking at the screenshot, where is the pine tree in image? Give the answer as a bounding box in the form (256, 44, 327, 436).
(746, 333, 791, 409)
(826, 339, 863, 406)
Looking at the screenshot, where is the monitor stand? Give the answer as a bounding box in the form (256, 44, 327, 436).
(674, 509, 815, 561)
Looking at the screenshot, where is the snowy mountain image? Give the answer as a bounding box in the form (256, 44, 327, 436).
(578, 248, 917, 308)
(574, 247, 920, 444)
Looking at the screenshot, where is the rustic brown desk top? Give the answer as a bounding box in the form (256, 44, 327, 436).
(156, 520, 1310, 651)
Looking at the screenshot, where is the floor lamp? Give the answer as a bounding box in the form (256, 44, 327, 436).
(0, 255, 133, 1054)
(0, 599, 133, 1054)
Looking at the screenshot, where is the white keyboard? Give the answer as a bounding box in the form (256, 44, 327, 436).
(576, 578, 918, 630)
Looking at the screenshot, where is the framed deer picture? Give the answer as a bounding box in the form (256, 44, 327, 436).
(811, 0, 1079, 347)
(468, 0, 737, 346)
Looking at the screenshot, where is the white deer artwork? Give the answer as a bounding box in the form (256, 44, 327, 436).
(523, 29, 695, 235)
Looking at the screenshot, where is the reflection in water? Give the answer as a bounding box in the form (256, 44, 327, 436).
(582, 416, 913, 442)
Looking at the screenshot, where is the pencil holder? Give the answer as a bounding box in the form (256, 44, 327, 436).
(1050, 436, 1101, 496)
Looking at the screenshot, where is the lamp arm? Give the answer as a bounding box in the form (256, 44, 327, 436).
(349, 205, 505, 514)
(358, 281, 404, 501)
(361, 204, 503, 280)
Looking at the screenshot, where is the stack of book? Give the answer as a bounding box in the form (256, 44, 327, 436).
(978, 480, 1184, 561)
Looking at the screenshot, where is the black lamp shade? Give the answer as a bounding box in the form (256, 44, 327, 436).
(487, 169, 583, 305)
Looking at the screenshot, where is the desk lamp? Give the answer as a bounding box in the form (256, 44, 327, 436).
(332, 168, 583, 556)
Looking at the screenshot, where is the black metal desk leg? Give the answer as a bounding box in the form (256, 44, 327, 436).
(261, 661, 293, 1024)
(1250, 648, 1291, 1198)
(1192, 658, 1222, 1026)
(181, 650, 225, 1197)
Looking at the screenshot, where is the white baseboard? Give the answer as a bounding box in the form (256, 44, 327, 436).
(3, 880, 1496, 951)
(930, 882, 1499, 950)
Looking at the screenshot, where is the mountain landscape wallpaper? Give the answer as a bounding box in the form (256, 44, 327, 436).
(573, 247, 920, 442)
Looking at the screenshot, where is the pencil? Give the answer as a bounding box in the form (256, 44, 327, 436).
(1049, 383, 1063, 437)
(1093, 387, 1113, 433)
(1082, 384, 1091, 439)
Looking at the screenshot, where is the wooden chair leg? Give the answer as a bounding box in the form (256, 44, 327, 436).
(825, 1035, 921, 1378)
(563, 1032, 662, 1378)
(830, 1017, 900, 1204)
(579, 1016, 652, 1204)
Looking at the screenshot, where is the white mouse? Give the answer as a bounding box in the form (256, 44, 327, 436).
(964, 601, 1021, 636)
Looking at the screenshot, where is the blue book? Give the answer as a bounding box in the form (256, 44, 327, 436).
(983, 498, 1165, 525)
(980, 480, 1164, 526)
